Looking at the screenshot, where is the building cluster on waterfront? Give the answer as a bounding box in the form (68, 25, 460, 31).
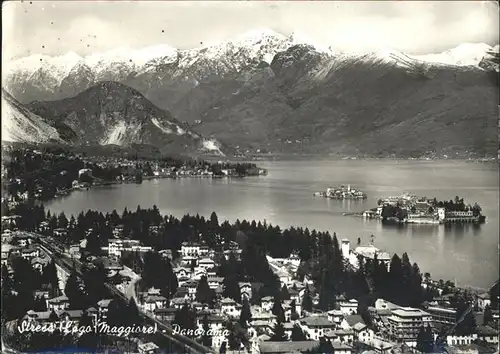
(1, 147, 267, 207)
(362, 193, 485, 225)
(315, 185, 367, 200)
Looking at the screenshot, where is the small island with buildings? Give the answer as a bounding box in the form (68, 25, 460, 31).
(359, 193, 486, 225)
(314, 185, 367, 200)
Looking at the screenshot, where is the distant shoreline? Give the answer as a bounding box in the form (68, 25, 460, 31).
(246, 153, 498, 162)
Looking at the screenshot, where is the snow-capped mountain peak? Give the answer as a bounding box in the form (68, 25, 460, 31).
(411, 42, 495, 67)
(84, 44, 177, 68)
(5, 32, 496, 82)
(4, 30, 498, 109)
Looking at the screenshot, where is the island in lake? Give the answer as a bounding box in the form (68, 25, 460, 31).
(358, 193, 485, 224)
(313, 184, 367, 200)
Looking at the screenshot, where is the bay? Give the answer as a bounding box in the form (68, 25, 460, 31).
(45, 160, 499, 289)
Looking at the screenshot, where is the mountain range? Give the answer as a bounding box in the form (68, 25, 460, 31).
(2, 84, 226, 156)
(3, 29, 499, 157)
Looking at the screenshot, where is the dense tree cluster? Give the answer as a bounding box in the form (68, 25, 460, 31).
(453, 293, 477, 336)
(195, 276, 215, 306)
(381, 204, 408, 221)
(489, 280, 499, 310)
(270, 321, 287, 341)
(4, 149, 85, 200)
(107, 297, 142, 327)
(434, 196, 482, 215)
(305, 338, 335, 353)
(137, 252, 178, 299)
(239, 298, 252, 328)
(2, 258, 43, 323)
(416, 326, 435, 353)
(174, 303, 197, 331)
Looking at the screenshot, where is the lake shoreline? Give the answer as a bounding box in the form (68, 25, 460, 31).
(44, 160, 499, 289)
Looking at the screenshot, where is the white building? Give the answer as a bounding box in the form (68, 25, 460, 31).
(328, 309, 344, 325)
(192, 268, 207, 281)
(299, 316, 336, 341)
(198, 258, 215, 270)
(341, 239, 351, 259)
(173, 267, 190, 279)
(97, 299, 113, 320)
(261, 296, 274, 312)
(221, 298, 240, 317)
(477, 293, 491, 311)
(346, 243, 391, 270)
(207, 276, 224, 290)
(102, 239, 153, 258)
(387, 307, 432, 345)
(239, 282, 252, 300)
(78, 168, 93, 178)
(138, 342, 159, 354)
(184, 280, 198, 300)
(143, 295, 168, 313)
(47, 295, 70, 311)
(339, 299, 359, 315)
(180, 242, 201, 257)
(20, 247, 40, 260)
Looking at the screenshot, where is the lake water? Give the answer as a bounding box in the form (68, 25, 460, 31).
(45, 160, 499, 289)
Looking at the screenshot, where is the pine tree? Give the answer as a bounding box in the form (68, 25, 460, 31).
(270, 321, 287, 341)
(64, 271, 87, 309)
(107, 298, 128, 327)
(318, 269, 331, 311)
(209, 211, 219, 227)
(272, 295, 285, 323)
(219, 341, 227, 354)
(223, 275, 241, 303)
(410, 262, 424, 307)
(239, 297, 252, 328)
(302, 287, 313, 312)
(34, 296, 48, 311)
(126, 297, 140, 326)
(58, 212, 69, 229)
(308, 337, 335, 353)
(291, 324, 307, 341)
(196, 276, 214, 305)
(290, 299, 299, 320)
(49, 309, 59, 323)
(280, 284, 290, 301)
(424, 325, 434, 353)
(484, 304, 493, 325)
(455, 297, 476, 336)
(416, 326, 426, 353)
(79, 310, 94, 327)
(388, 254, 403, 304)
(201, 315, 212, 347)
(226, 322, 242, 350)
(489, 280, 499, 310)
(174, 303, 196, 331)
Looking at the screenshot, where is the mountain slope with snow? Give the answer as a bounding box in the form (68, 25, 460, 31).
(411, 43, 497, 68)
(4, 29, 496, 107)
(26, 82, 226, 156)
(172, 44, 498, 157)
(3, 30, 498, 157)
(1, 89, 75, 144)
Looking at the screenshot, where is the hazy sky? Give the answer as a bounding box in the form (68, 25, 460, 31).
(2, 0, 499, 60)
